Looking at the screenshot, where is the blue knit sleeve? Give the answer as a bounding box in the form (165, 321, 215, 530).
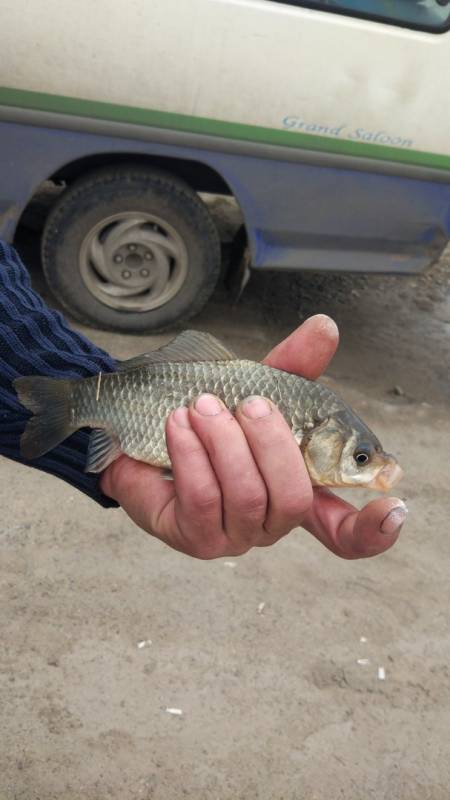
(0, 239, 119, 507)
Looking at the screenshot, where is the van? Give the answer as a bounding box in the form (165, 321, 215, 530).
(1, 0, 449, 331)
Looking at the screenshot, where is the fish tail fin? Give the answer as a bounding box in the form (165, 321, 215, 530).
(14, 376, 77, 459)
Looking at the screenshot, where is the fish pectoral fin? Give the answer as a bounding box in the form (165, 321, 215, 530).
(117, 330, 236, 371)
(161, 468, 174, 481)
(85, 429, 122, 474)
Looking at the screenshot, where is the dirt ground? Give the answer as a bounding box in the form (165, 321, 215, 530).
(1, 205, 450, 800)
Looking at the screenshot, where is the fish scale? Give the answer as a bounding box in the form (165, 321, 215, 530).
(72, 360, 344, 468)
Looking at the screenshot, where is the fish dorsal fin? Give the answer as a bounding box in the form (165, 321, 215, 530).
(117, 330, 236, 371)
(85, 429, 122, 473)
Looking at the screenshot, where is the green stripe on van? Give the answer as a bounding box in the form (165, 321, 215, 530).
(1, 85, 450, 172)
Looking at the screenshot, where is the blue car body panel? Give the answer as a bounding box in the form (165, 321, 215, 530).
(1, 119, 449, 274)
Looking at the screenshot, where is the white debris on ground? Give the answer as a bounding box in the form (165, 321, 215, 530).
(224, 561, 237, 568)
(137, 640, 152, 649)
(378, 667, 386, 681)
(165, 708, 183, 716)
(357, 658, 370, 666)
(258, 602, 266, 614)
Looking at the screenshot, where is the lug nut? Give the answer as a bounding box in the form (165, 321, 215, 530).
(128, 244, 137, 251)
(140, 269, 150, 277)
(122, 270, 132, 279)
(145, 252, 153, 261)
(114, 255, 123, 263)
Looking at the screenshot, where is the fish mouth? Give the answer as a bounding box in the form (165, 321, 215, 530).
(367, 457, 403, 492)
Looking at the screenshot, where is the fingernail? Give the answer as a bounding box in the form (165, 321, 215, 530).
(173, 407, 191, 429)
(241, 396, 272, 419)
(311, 313, 338, 332)
(380, 502, 408, 535)
(195, 393, 223, 416)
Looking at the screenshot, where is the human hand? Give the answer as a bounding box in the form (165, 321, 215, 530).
(100, 315, 406, 559)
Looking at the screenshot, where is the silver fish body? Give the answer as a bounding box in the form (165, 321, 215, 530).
(14, 330, 402, 490)
(72, 360, 344, 468)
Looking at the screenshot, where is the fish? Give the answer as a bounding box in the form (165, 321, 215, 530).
(13, 330, 402, 491)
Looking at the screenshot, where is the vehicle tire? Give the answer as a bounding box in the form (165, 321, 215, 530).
(41, 165, 221, 332)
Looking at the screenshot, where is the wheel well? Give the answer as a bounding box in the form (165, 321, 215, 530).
(17, 152, 249, 285)
(50, 153, 232, 195)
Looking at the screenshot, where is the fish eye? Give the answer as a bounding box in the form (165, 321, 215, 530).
(354, 444, 373, 466)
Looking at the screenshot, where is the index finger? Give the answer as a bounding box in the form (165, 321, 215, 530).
(302, 488, 408, 559)
(263, 314, 339, 379)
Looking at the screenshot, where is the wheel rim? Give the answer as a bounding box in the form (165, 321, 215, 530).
(79, 212, 189, 312)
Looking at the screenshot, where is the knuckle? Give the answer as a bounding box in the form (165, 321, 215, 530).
(186, 483, 221, 516)
(191, 537, 251, 560)
(232, 488, 267, 522)
(177, 520, 228, 560)
(187, 538, 228, 560)
(333, 537, 362, 560)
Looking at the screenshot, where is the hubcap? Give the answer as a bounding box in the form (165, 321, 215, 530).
(79, 212, 189, 312)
